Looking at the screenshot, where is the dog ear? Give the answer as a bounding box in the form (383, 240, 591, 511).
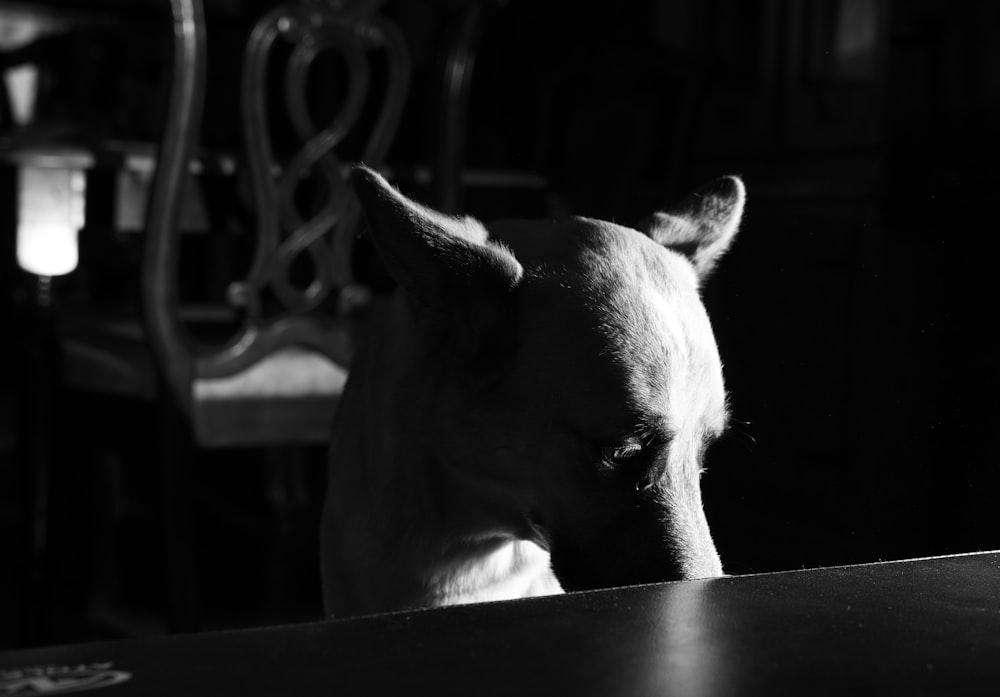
(350, 165, 523, 356)
(638, 176, 745, 279)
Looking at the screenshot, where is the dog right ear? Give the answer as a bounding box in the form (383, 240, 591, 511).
(638, 176, 745, 280)
(350, 165, 523, 355)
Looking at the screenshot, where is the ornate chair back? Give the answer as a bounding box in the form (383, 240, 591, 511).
(145, 0, 410, 447)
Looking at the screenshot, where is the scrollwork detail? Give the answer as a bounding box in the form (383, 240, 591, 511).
(237, 0, 410, 318)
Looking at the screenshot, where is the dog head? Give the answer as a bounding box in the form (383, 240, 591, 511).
(351, 167, 743, 591)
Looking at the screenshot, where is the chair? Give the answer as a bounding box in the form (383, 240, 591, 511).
(12, 0, 411, 639)
(141, 0, 409, 448)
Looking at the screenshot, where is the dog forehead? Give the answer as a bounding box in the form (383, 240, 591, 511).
(499, 218, 726, 435)
(584, 239, 725, 431)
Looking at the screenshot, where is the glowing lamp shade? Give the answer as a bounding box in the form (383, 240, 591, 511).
(16, 165, 85, 277)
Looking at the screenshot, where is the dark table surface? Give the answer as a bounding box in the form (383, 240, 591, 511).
(2, 552, 999, 696)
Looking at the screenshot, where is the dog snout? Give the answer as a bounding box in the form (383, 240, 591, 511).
(666, 497, 724, 580)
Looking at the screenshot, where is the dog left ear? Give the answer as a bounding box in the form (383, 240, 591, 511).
(350, 165, 523, 361)
(638, 176, 745, 280)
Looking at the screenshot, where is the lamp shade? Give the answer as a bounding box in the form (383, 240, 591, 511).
(16, 164, 85, 277)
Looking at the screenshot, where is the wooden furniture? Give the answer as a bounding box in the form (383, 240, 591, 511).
(2, 552, 998, 694)
(139, 0, 407, 448)
(8, 0, 410, 639)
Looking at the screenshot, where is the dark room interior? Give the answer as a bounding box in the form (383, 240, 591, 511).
(1, 0, 998, 661)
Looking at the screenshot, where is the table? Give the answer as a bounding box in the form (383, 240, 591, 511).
(2, 552, 999, 695)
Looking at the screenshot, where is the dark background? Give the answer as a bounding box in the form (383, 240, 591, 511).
(1, 0, 998, 648)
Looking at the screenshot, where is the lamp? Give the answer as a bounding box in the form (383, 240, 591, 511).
(15, 158, 86, 278)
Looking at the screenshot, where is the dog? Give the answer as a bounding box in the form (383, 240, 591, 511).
(320, 166, 744, 618)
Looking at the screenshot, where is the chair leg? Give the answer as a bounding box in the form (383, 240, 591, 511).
(159, 394, 200, 633)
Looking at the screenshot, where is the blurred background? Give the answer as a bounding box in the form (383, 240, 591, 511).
(1, 0, 998, 649)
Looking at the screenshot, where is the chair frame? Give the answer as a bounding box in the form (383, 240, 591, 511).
(144, 0, 409, 429)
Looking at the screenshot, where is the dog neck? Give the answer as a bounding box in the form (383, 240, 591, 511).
(321, 294, 560, 617)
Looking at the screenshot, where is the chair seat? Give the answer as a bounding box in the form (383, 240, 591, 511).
(58, 313, 348, 448)
(191, 346, 348, 447)
(59, 313, 348, 446)
(193, 347, 348, 400)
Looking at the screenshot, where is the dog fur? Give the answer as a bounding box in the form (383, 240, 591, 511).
(320, 167, 744, 618)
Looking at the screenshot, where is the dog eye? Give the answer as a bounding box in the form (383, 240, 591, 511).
(601, 441, 643, 466)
